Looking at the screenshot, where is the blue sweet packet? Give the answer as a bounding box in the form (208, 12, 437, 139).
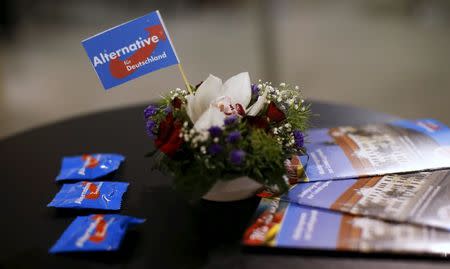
(47, 181, 129, 210)
(56, 154, 125, 181)
(49, 214, 145, 253)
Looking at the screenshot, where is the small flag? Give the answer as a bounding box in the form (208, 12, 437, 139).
(82, 10, 180, 90)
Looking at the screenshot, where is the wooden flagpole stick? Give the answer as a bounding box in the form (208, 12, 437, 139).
(177, 63, 192, 94)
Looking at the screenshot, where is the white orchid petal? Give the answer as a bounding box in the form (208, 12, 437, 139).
(192, 74, 223, 121)
(222, 72, 251, 108)
(194, 106, 226, 130)
(186, 94, 197, 123)
(247, 91, 267, 116)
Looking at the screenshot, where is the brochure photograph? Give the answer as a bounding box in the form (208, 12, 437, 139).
(284, 169, 450, 230)
(243, 198, 450, 255)
(287, 119, 450, 182)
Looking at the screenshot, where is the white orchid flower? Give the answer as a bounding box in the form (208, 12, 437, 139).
(186, 72, 267, 130)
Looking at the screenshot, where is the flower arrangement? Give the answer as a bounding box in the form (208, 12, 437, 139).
(144, 72, 310, 200)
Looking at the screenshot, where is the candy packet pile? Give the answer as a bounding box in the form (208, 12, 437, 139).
(49, 153, 145, 254)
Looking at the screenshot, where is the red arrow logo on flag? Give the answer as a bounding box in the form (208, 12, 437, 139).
(109, 24, 166, 79)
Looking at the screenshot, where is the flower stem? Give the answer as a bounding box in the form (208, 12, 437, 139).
(177, 64, 193, 94)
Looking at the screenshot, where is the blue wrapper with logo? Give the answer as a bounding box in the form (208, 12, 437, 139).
(56, 154, 125, 181)
(49, 214, 145, 253)
(47, 181, 129, 210)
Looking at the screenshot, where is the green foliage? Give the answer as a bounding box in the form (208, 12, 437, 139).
(247, 129, 288, 193)
(287, 102, 311, 132)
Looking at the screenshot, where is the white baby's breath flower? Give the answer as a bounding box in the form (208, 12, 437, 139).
(198, 131, 210, 142)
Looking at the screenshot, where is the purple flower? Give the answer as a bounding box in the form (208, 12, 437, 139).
(144, 105, 159, 118)
(146, 120, 156, 138)
(208, 126, 222, 137)
(293, 130, 304, 148)
(229, 149, 246, 165)
(251, 84, 259, 95)
(208, 144, 223, 155)
(226, 131, 241, 143)
(224, 115, 238, 126)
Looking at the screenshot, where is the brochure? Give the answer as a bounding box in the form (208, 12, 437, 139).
(283, 170, 450, 230)
(243, 198, 450, 255)
(286, 119, 450, 182)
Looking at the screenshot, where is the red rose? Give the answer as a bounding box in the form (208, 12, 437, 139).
(246, 116, 269, 129)
(171, 97, 182, 109)
(266, 102, 286, 123)
(155, 113, 183, 157)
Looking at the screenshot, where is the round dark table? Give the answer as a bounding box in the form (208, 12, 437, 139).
(1, 101, 448, 269)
